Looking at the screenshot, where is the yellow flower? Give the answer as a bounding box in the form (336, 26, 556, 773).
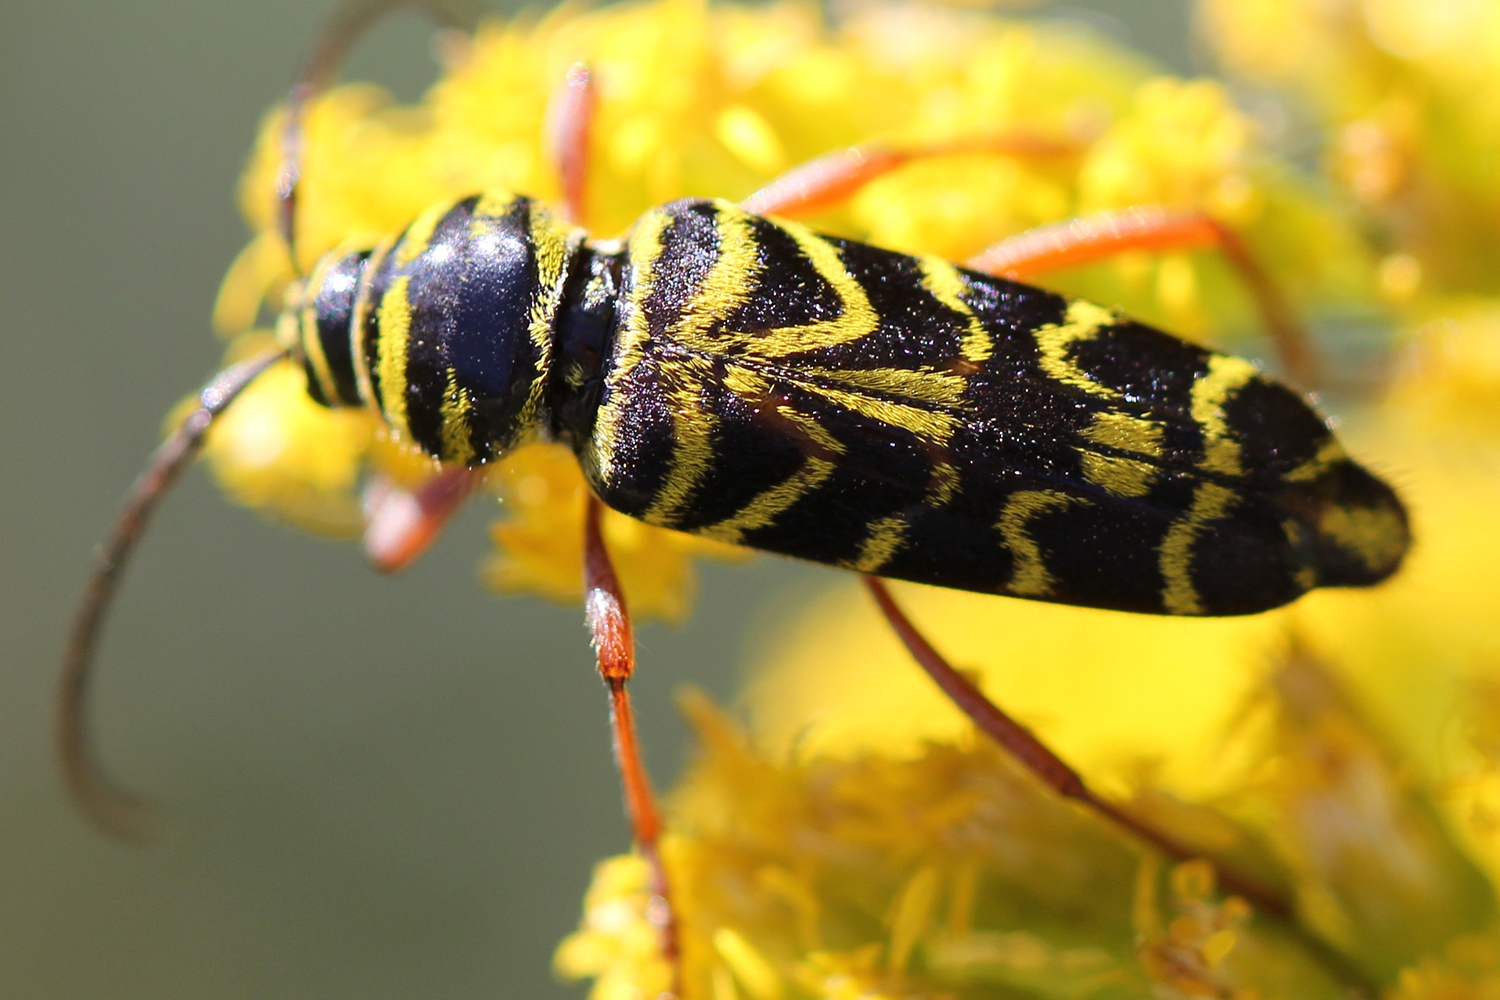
(1383, 300, 1500, 447)
(561, 690, 1387, 998)
(556, 854, 677, 1000)
(1200, 0, 1500, 304)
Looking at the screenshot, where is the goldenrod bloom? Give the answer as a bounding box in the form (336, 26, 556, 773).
(1201, 0, 1500, 306)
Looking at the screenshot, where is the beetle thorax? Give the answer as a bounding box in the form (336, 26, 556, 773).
(292, 193, 585, 465)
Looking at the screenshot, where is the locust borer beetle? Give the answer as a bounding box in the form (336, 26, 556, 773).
(59, 1, 1409, 987)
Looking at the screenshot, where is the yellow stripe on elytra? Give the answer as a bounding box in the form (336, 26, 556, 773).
(754, 220, 881, 357)
(698, 393, 846, 543)
(375, 275, 414, 438)
(998, 490, 1086, 598)
(1319, 503, 1407, 573)
(1033, 300, 1122, 399)
(919, 257, 992, 364)
(700, 451, 837, 544)
(1083, 411, 1163, 456)
(678, 366, 847, 536)
(721, 363, 770, 402)
(394, 200, 454, 267)
(930, 461, 961, 506)
(646, 198, 885, 518)
(1284, 436, 1346, 482)
(734, 354, 959, 464)
(1190, 355, 1257, 476)
(800, 365, 968, 406)
(628, 202, 964, 504)
(645, 360, 788, 526)
(439, 366, 475, 466)
(1159, 482, 1238, 614)
(1079, 411, 1165, 497)
(811, 383, 959, 442)
(1080, 453, 1158, 497)
(669, 205, 760, 351)
(590, 208, 673, 487)
(671, 203, 880, 359)
(775, 398, 847, 458)
(850, 515, 909, 573)
(642, 358, 720, 525)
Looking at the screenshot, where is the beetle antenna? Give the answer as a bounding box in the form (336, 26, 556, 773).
(57, 349, 287, 840)
(276, 0, 478, 263)
(61, 0, 480, 841)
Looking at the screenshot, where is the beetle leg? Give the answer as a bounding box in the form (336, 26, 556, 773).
(965, 206, 1318, 390)
(361, 465, 483, 573)
(740, 133, 1079, 219)
(584, 496, 680, 996)
(547, 59, 675, 993)
(862, 575, 1295, 918)
(545, 62, 598, 226)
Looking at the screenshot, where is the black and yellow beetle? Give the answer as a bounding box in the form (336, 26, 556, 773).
(295, 189, 1405, 616)
(58, 0, 1409, 973)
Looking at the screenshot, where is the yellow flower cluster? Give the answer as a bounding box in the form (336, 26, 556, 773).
(560, 691, 1369, 998)
(1201, 0, 1500, 305)
(565, 649, 1500, 997)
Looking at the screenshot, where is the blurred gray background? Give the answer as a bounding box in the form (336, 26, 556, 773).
(0, 1, 1189, 997)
